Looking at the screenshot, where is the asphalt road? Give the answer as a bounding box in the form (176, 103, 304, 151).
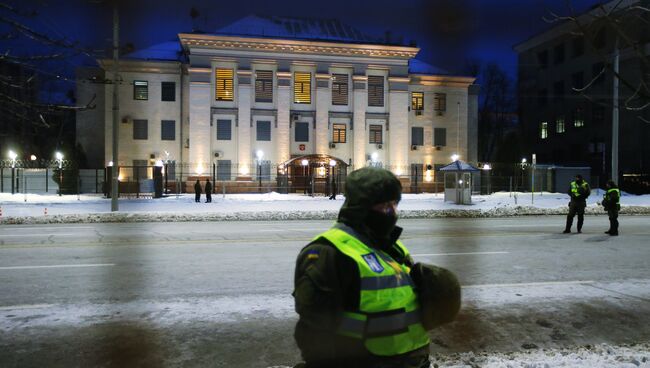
(1, 216, 649, 367)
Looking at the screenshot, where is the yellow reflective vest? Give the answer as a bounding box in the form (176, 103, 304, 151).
(314, 227, 430, 356)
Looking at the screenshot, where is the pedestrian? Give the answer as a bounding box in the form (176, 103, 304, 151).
(293, 167, 461, 368)
(205, 179, 213, 203)
(194, 179, 202, 203)
(601, 180, 620, 236)
(329, 177, 337, 200)
(563, 174, 591, 233)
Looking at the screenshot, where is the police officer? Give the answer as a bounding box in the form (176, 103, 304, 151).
(601, 180, 620, 236)
(564, 174, 591, 233)
(293, 167, 460, 368)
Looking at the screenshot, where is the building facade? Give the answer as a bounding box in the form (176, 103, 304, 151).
(515, 0, 650, 192)
(77, 16, 478, 193)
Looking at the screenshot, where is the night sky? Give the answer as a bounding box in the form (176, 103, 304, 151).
(3, 0, 605, 89)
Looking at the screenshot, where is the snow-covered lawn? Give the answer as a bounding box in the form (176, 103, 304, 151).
(1, 191, 649, 224)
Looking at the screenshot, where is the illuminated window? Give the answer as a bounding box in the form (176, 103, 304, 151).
(369, 124, 383, 144)
(331, 74, 348, 105)
(255, 70, 273, 103)
(133, 80, 148, 100)
(332, 123, 346, 143)
(411, 92, 423, 112)
(215, 69, 234, 101)
(540, 122, 548, 139)
(294, 72, 311, 104)
(434, 93, 446, 115)
(556, 117, 565, 133)
(368, 76, 384, 107)
(574, 108, 585, 127)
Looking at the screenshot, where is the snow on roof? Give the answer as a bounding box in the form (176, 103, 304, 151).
(123, 41, 185, 62)
(439, 160, 480, 172)
(212, 14, 388, 45)
(408, 58, 449, 75)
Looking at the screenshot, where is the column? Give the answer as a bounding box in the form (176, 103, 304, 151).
(276, 71, 291, 164)
(315, 73, 331, 155)
(237, 70, 252, 178)
(352, 75, 367, 170)
(388, 77, 410, 176)
(189, 76, 211, 176)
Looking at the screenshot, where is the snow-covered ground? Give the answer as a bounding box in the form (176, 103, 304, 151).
(1, 191, 650, 224)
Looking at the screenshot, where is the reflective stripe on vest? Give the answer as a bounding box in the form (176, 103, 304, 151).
(315, 227, 430, 356)
(605, 188, 621, 205)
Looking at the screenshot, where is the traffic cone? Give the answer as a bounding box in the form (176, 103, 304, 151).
(44, 207, 48, 216)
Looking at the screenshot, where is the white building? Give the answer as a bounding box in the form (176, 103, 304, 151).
(77, 16, 478, 193)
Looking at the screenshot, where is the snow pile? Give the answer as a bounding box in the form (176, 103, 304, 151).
(1, 191, 649, 224)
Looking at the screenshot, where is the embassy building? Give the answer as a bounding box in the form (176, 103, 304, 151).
(77, 16, 478, 193)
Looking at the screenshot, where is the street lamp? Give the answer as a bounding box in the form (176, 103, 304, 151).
(483, 163, 492, 195)
(8, 150, 17, 194)
(370, 152, 378, 166)
(451, 154, 459, 162)
(301, 159, 309, 194)
(256, 150, 264, 192)
(55, 151, 63, 196)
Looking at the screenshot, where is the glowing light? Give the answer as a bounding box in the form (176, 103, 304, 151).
(521, 158, 527, 164)
(117, 174, 123, 181)
(329, 160, 337, 167)
(8, 150, 17, 161)
(240, 166, 249, 175)
(459, 180, 464, 184)
(108, 161, 114, 167)
(30, 155, 37, 161)
(371, 152, 379, 161)
(451, 154, 459, 161)
(318, 166, 326, 176)
(55, 151, 63, 160)
(196, 165, 204, 175)
(425, 172, 433, 182)
(394, 168, 402, 176)
(483, 163, 491, 170)
(301, 159, 309, 166)
(256, 150, 264, 160)
(155, 160, 164, 167)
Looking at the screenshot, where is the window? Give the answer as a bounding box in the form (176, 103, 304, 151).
(294, 72, 311, 104)
(368, 75, 384, 107)
(217, 160, 232, 181)
(295, 122, 309, 142)
(592, 62, 605, 85)
(556, 117, 565, 133)
(256, 120, 271, 141)
(331, 74, 348, 105)
(369, 124, 383, 144)
(434, 93, 446, 115)
(554, 43, 565, 64)
(540, 122, 548, 139)
(255, 70, 273, 103)
(574, 107, 585, 127)
(133, 160, 148, 181)
(161, 120, 175, 140)
(434, 128, 447, 146)
(411, 127, 424, 146)
(537, 50, 548, 69)
(216, 119, 232, 141)
(572, 37, 584, 57)
(133, 119, 148, 140)
(215, 68, 234, 101)
(332, 123, 346, 143)
(572, 72, 584, 90)
(553, 81, 564, 101)
(133, 80, 148, 100)
(411, 92, 423, 113)
(161, 82, 175, 101)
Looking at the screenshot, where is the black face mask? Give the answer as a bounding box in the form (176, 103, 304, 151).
(365, 210, 398, 242)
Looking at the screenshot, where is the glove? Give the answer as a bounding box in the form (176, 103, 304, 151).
(410, 263, 461, 330)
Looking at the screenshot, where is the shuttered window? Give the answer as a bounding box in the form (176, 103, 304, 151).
(332, 123, 346, 143)
(217, 160, 232, 181)
(255, 70, 273, 103)
(161, 82, 175, 101)
(133, 80, 148, 100)
(133, 119, 148, 140)
(257, 121, 271, 141)
(411, 92, 423, 111)
(217, 119, 232, 140)
(295, 122, 309, 142)
(411, 127, 424, 146)
(215, 68, 234, 101)
(434, 128, 446, 146)
(294, 72, 311, 104)
(434, 93, 446, 114)
(161, 120, 175, 141)
(369, 124, 383, 144)
(368, 75, 384, 107)
(331, 74, 348, 105)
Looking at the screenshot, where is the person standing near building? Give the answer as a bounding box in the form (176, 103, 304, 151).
(601, 180, 620, 236)
(205, 179, 213, 203)
(194, 179, 202, 203)
(329, 177, 337, 200)
(564, 174, 591, 233)
(293, 167, 461, 368)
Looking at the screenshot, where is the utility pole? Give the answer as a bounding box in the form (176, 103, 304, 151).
(611, 39, 619, 184)
(111, 3, 120, 211)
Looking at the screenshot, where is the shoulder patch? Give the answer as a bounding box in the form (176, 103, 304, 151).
(362, 253, 384, 273)
(305, 249, 319, 261)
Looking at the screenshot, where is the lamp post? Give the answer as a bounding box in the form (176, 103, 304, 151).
(164, 151, 170, 195)
(301, 159, 309, 194)
(256, 150, 264, 193)
(9, 150, 17, 194)
(483, 163, 491, 195)
(55, 151, 63, 196)
(329, 159, 336, 197)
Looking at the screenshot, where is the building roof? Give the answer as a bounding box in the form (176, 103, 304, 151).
(122, 41, 185, 62)
(212, 14, 388, 45)
(439, 160, 480, 172)
(408, 58, 449, 75)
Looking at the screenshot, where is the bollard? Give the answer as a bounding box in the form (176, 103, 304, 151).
(44, 207, 48, 216)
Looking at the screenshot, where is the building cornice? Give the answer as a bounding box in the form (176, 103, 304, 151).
(410, 74, 476, 88)
(179, 33, 420, 59)
(99, 59, 182, 74)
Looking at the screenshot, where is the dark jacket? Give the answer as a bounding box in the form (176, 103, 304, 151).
(194, 181, 202, 194)
(602, 186, 621, 212)
(205, 181, 213, 194)
(569, 180, 590, 203)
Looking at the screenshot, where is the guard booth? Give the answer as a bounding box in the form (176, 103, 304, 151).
(439, 160, 480, 204)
